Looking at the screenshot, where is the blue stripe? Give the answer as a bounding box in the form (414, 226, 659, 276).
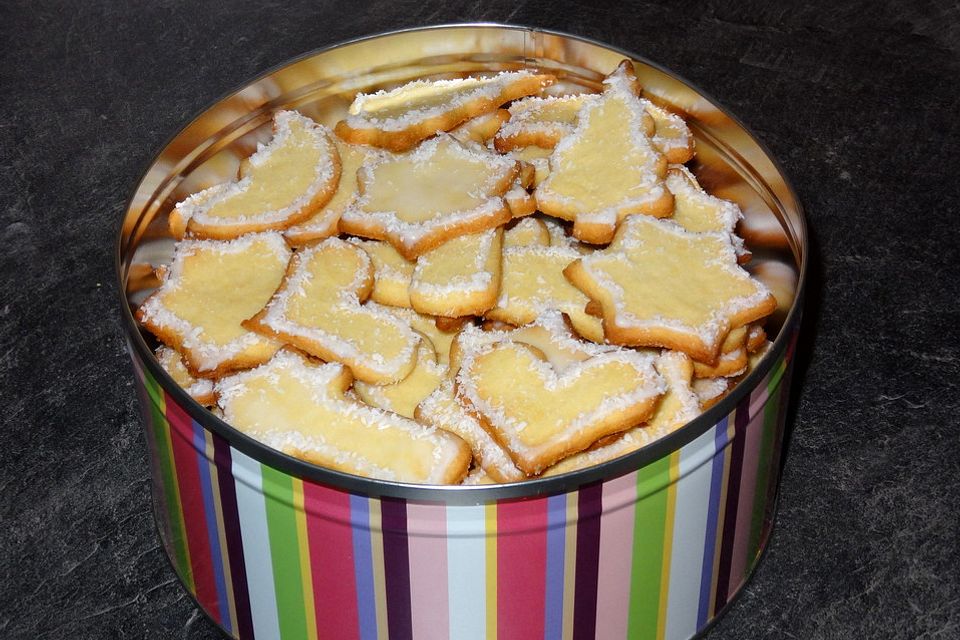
(544, 493, 567, 640)
(350, 494, 378, 640)
(698, 418, 728, 626)
(192, 422, 231, 634)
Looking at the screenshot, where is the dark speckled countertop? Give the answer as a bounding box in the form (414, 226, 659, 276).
(2, 1, 958, 638)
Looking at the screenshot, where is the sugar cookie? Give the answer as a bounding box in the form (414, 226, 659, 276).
(408, 228, 503, 317)
(137, 233, 290, 377)
(644, 101, 695, 163)
(243, 237, 421, 383)
(507, 146, 552, 186)
(348, 238, 415, 308)
(216, 350, 470, 484)
(747, 323, 767, 352)
(542, 350, 699, 476)
(283, 138, 370, 246)
(692, 377, 730, 409)
(450, 109, 510, 145)
(354, 338, 447, 419)
(461, 466, 497, 485)
(170, 111, 341, 240)
(378, 305, 459, 365)
(504, 180, 537, 218)
(564, 215, 777, 362)
(449, 310, 614, 376)
(719, 325, 748, 354)
(455, 316, 665, 474)
(335, 71, 555, 152)
(693, 346, 748, 378)
(534, 63, 671, 244)
(493, 94, 604, 152)
(434, 316, 470, 333)
(486, 244, 605, 343)
(503, 217, 551, 248)
(416, 380, 526, 483)
(156, 346, 215, 405)
(666, 165, 741, 235)
(340, 134, 516, 259)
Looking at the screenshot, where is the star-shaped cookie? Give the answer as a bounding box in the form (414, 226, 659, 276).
(340, 134, 517, 259)
(564, 215, 776, 363)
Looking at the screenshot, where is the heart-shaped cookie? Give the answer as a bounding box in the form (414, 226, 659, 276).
(456, 339, 664, 474)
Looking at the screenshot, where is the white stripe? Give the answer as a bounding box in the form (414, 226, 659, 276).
(231, 448, 281, 640)
(664, 428, 714, 640)
(445, 504, 487, 639)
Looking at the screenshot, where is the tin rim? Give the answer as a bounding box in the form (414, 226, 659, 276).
(115, 22, 808, 504)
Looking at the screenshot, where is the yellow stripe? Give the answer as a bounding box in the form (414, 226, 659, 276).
(561, 492, 578, 640)
(485, 503, 498, 639)
(368, 500, 390, 640)
(205, 432, 239, 635)
(293, 479, 319, 640)
(656, 451, 681, 640)
(709, 418, 736, 616)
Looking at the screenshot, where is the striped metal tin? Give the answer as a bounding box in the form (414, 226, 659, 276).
(118, 24, 806, 640)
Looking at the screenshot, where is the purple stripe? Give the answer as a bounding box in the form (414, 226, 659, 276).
(572, 484, 603, 640)
(698, 418, 728, 626)
(193, 422, 230, 633)
(211, 437, 254, 639)
(380, 498, 413, 640)
(544, 494, 567, 640)
(350, 495, 378, 640)
(714, 397, 750, 610)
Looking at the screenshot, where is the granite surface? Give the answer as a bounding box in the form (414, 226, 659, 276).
(1, 0, 958, 638)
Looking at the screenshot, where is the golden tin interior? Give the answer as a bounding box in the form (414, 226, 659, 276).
(117, 24, 806, 501)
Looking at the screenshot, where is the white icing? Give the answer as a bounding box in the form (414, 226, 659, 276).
(341, 135, 515, 252)
(137, 233, 289, 371)
(535, 68, 665, 228)
(257, 238, 419, 377)
(417, 380, 525, 482)
(346, 70, 541, 132)
(578, 216, 774, 350)
(174, 111, 337, 229)
(215, 351, 463, 483)
(409, 228, 498, 298)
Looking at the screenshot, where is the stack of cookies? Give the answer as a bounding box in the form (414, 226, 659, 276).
(137, 62, 777, 485)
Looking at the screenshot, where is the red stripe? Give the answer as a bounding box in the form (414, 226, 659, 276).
(497, 497, 548, 640)
(303, 480, 361, 639)
(164, 392, 221, 620)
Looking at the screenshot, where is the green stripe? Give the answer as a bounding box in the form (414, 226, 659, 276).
(747, 360, 783, 563)
(627, 456, 671, 639)
(142, 362, 165, 408)
(261, 465, 309, 640)
(144, 371, 195, 593)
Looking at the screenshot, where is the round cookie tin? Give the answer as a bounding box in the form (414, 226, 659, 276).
(117, 24, 806, 640)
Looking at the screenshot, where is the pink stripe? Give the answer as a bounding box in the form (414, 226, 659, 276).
(164, 394, 221, 621)
(497, 498, 548, 640)
(302, 480, 361, 639)
(594, 472, 639, 639)
(748, 370, 773, 418)
(406, 501, 450, 640)
(727, 388, 767, 593)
